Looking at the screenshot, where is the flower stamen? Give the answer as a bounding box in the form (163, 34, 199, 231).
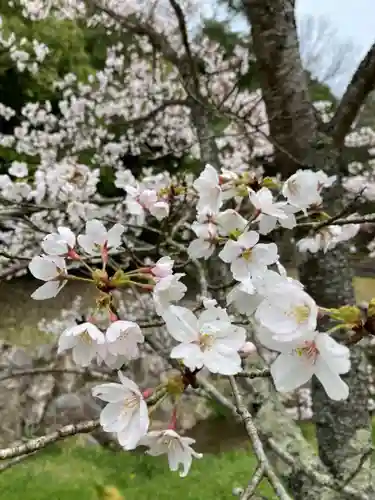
(294, 340, 319, 363)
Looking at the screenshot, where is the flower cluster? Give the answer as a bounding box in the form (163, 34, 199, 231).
(24, 159, 358, 477)
(1, 0, 370, 481)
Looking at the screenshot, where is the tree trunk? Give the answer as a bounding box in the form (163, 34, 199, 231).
(299, 247, 373, 497)
(241, 0, 316, 176)
(241, 0, 374, 496)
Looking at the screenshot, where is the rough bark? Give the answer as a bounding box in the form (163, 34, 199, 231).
(190, 101, 221, 168)
(241, 0, 374, 497)
(243, 373, 332, 500)
(299, 247, 373, 497)
(328, 42, 375, 146)
(241, 0, 316, 176)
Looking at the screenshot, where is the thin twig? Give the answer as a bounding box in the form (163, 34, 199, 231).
(0, 452, 37, 472)
(0, 420, 100, 460)
(338, 446, 374, 491)
(240, 463, 265, 499)
(297, 215, 375, 229)
(0, 367, 115, 383)
(228, 376, 292, 500)
(235, 369, 271, 379)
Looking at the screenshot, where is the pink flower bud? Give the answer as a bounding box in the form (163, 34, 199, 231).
(109, 310, 118, 322)
(142, 388, 153, 399)
(240, 342, 257, 357)
(67, 248, 80, 260)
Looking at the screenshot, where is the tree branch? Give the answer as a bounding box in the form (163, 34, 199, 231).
(0, 367, 115, 383)
(228, 376, 292, 500)
(328, 42, 375, 145)
(267, 438, 370, 500)
(0, 420, 100, 460)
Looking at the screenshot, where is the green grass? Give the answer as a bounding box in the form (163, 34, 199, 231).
(1, 277, 375, 499)
(0, 439, 275, 500)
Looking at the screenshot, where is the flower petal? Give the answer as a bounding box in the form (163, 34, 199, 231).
(106, 223, 124, 248)
(314, 358, 349, 400)
(31, 280, 66, 300)
(29, 256, 59, 281)
(92, 383, 127, 403)
(170, 343, 203, 370)
(271, 353, 315, 392)
(218, 240, 242, 263)
(162, 305, 198, 342)
(237, 230, 259, 248)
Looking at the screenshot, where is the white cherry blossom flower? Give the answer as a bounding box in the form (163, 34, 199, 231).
(297, 226, 342, 254)
(58, 322, 105, 366)
(125, 184, 146, 220)
(316, 170, 336, 189)
(255, 283, 318, 341)
(249, 188, 298, 234)
(227, 269, 292, 316)
(193, 164, 222, 212)
(188, 218, 218, 259)
(125, 186, 169, 221)
(153, 273, 187, 314)
(282, 169, 335, 211)
(216, 209, 247, 237)
(219, 231, 278, 281)
(0, 174, 12, 189)
(151, 256, 174, 278)
(41, 227, 76, 256)
(249, 187, 287, 218)
(9, 161, 28, 178)
(77, 219, 124, 255)
(226, 278, 258, 315)
(105, 320, 144, 360)
(162, 305, 246, 374)
(258, 328, 350, 400)
(92, 372, 149, 450)
(139, 429, 202, 477)
(28, 255, 67, 300)
(149, 199, 170, 221)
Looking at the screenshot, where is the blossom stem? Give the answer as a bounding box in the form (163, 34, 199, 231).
(168, 407, 178, 430)
(65, 275, 94, 284)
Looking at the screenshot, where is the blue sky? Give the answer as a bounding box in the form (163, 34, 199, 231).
(296, 0, 375, 95)
(203, 0, 375, 96)
(297, 0, 375, 52)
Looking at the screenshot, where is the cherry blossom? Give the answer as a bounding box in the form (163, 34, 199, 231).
(8, 161, 28, 178)
(162, 305, 246, 375)
(92, 372, 149, 450)
(249, 188, 297, 234)
(282, 169, 336, 211)
(188, 212, 218, 259)
(219, 231, 278, 281)
(28, 255, 68, 300)
(125, 185, 170, 221)
(193, 164, 222, 213)
(58, 322, 105, 366)
(139, 429, 203, 477)
(297, 222, 359, 255)
(153, 273, 187, 313)
(77, 219, 124, 256)
(41, 227, 76, 256)
(216, 209, 247, 237)
(0, 0, 370, 479)
(255, 282, 318, 342)
(105, 320, 144, 360)
(151, 256, 174, 278)
(258, 328, 350, 400)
